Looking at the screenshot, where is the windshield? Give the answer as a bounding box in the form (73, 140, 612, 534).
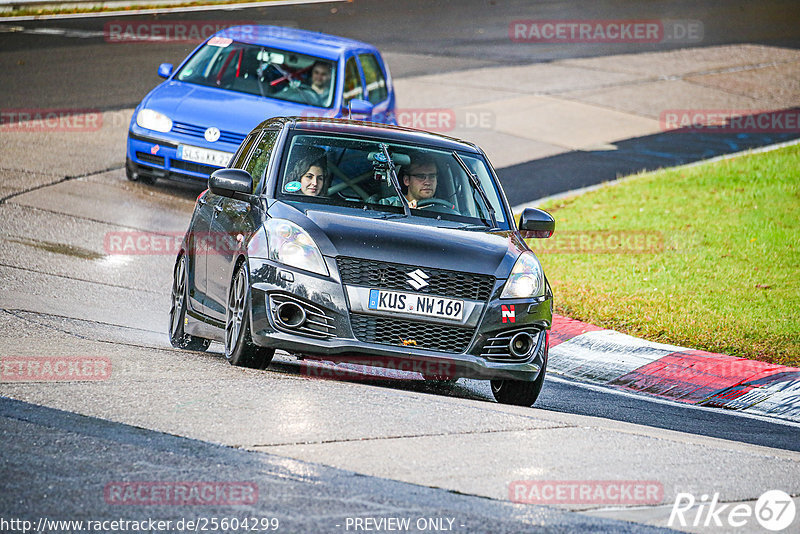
(276, 133, 510, 228)
(175, 38, 337, 108)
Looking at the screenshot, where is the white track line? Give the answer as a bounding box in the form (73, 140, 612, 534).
(513, 137, 800, 212)
(0, 0, 343, 22)
(547, 375, 800, 429)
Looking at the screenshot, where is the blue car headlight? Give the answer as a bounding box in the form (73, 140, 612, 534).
(262, 219, 328, 276)
(501, 252, 544, 299)
(136, 109, 173, 133)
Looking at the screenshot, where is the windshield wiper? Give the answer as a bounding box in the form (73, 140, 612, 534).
(380, 143, 411, 218)
(452, 223, 504, 232)
(451, 151, 498, 229)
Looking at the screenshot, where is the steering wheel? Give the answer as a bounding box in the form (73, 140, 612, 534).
(416, 198, 459, 214)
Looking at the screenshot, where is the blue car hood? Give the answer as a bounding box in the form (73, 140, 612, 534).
(144, 81, 331, 134)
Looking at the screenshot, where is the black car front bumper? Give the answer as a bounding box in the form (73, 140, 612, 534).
(247, 256, 551, 381)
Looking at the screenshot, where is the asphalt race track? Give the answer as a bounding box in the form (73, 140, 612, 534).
(1, 1, 799, 533)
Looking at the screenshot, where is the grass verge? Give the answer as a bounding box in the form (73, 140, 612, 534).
(527, 143, 800, 367)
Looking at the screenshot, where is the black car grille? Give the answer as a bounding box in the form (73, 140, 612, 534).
(135, 151, 165, 166)
(171, 159, 218, 177)
(171, 121, 246, 146)
(336, 257, 495, 301)
(349, 313, 474, 353)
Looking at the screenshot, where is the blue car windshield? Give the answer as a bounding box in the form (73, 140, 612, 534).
(175, 38, 336, 108)
(276, 133, 510, 229)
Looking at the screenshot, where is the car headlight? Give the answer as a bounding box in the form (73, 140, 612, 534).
(501, 252, 544, 299)
(264, 219, 328, 276)
(136, 109, 172, 133)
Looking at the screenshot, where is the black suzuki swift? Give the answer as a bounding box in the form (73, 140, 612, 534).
(169, 117, 555, 406)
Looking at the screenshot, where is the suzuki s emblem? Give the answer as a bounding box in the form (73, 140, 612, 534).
(406, 269, 429, 290)
(204, 127, 221, 142)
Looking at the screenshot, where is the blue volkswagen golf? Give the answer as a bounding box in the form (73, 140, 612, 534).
(126, 25, 397, 185)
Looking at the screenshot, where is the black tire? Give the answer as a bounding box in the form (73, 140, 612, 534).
(126, 156, 155, 184)
(225, 261, 275, 369)
(490, 358, 547, 407)
(169, 255, 211, 351)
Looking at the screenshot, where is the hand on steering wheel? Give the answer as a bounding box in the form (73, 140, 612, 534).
(415, 198, 459, 214)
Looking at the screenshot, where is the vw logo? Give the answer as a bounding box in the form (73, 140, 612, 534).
(204, 127, 221, 142)
(406, 269, 430, 290)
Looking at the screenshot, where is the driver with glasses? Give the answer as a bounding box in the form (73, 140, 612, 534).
(380, 152, 441, 209)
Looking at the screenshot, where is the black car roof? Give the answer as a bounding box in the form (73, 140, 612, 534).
(253, 117, 484, 154)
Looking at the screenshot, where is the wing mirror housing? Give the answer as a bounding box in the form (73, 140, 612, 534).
(519, 208, 555, 238)
(209, 169, 253, 201)
(347, 98, 374, 119)
(158, 63, 174, 78)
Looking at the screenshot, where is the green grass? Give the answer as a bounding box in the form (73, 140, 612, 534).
(527, 144, 800, 367)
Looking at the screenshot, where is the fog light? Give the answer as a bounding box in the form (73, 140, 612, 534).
(509, 332, 534, 358)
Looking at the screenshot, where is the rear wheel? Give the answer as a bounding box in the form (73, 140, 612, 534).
(490, 358, 547, 407)
(169, 255, 211, 351)
(225, 262, 275, 369)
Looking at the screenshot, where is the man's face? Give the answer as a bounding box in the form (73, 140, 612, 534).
(311, 64, 331, 90)
(404, 162, 437, 202)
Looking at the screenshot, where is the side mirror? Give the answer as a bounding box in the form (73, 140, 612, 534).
(519, 208, 555, 238)
(157, 63, 174, 78)
(347, 98, 374, 118)
(209, 169, 253, 200)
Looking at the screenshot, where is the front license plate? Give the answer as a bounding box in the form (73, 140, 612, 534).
(368, 289, 464, 321)
(177, 144, 234, 167)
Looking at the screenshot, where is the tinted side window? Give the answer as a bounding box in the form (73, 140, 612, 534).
(343, 57, 363, 104)
(359, 54, 387, 104)
(244, 129, 280, 193)
(230, 133, 258, 169)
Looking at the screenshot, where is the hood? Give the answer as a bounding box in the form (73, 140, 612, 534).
(143, 81, 332, 135)
(294, 207, 526, 278)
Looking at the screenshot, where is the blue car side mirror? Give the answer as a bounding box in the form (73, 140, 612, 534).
(157, 63, 174, 78)
(347, 99, 374, 119)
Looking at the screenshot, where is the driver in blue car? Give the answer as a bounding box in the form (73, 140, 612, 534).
(380, 152, 439, 209)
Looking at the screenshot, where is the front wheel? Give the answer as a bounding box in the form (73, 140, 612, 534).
(169, 255, 211, 351)
(225, 262, 275, 369)
(490, 359, 547, 407)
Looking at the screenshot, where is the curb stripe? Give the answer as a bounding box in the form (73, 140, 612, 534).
(548, 317, 800, 422)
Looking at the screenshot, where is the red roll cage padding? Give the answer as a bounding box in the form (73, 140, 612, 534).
(235, 49, 243, 77)
(269, 64, 313, 87)
(216, 48, 239, 85)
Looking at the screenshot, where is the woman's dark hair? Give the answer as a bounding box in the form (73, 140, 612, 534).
(286, 146, 328, 194)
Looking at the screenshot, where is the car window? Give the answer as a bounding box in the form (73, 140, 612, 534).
(175, 39, 336, 108)
(343, 57, 363, 105)
(244, 129, 280, 193)
(277, 133, 508, 227)
(230, 133, 259, 169)
(359, 54, 387, 105)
